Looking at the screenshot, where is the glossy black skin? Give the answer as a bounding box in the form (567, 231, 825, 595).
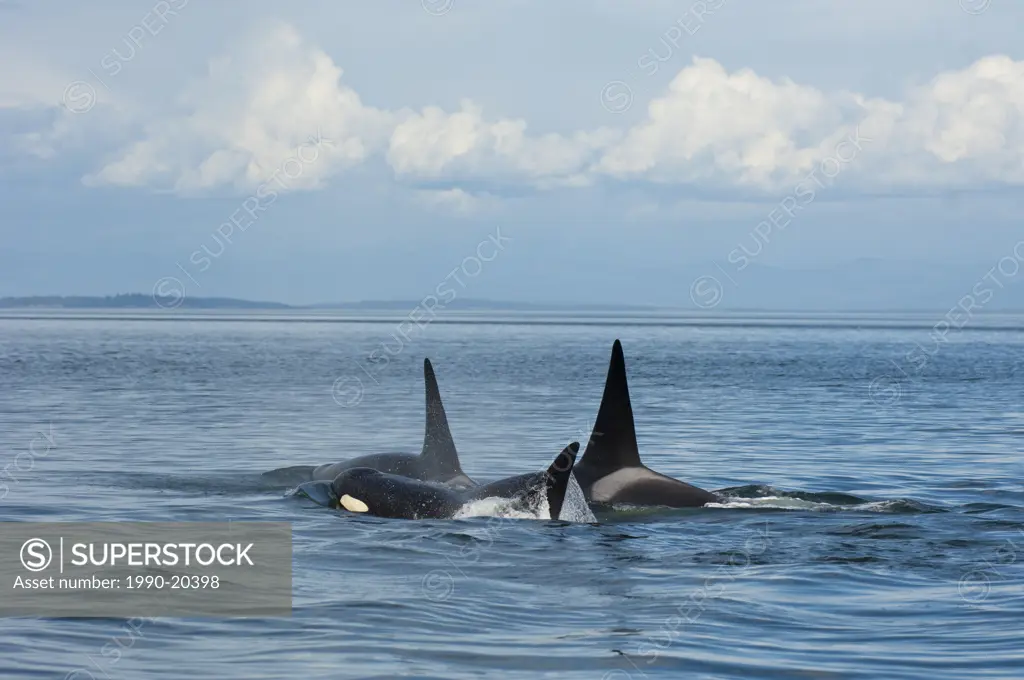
(325, 444, 580, 520)
(331, 468, 465, 519)
(575, 339, 720, 508)
(572, 463, 720, 508)
(311, 454, 475, 488)
(330, 469, 556, 520)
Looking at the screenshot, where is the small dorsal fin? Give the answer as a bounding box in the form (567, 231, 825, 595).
(421, 358, 465, 477)
(580, 340, 643, 472)
(544, 442, 579, 520)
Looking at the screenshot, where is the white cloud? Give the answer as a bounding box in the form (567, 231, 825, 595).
(388, 54, 1024, 194)
(872, 55, 1024, 187)
(86, 23, 395, 193)
(387, 100, 617, 187)
(595, 58, 861, 190)
(8, 18, 1024, 198)
(596, 55, 1024, 193)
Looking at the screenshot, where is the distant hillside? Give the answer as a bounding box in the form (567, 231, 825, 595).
(0, 294, 292, 309)
(305, 298, 655, 311)
(0, 294, 654, 311)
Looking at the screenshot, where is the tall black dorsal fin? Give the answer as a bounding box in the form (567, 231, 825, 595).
(544, 442, 579, 520)
(580, 340, 642, 472)
(421, 358, 465, 476)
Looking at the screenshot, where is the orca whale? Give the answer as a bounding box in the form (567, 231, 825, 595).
(572, 340, 720, 508)
(264, 358, 475, 488)
(298, 442, 580, 520)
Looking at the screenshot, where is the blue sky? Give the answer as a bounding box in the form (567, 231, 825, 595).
(2, 0, 1023, 309)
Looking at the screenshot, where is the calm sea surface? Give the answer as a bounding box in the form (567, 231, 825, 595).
(1, 311, 1022, 679)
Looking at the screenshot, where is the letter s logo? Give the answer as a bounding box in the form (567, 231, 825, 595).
(20, 538, 53, 572)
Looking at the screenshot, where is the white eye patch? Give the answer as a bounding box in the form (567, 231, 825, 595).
(340, 494, 369, 513)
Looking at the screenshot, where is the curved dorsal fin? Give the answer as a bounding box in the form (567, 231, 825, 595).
(421, 358, 465, 476)
(580, 340, 642, 472)
(544, 442, 579, 520)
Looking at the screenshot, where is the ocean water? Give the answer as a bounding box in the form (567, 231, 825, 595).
(1, 310, 1022, 679)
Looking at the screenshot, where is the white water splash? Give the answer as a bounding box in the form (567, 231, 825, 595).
(452, 496, 542, 520)
(707, 496, 836, 511)
(707, 496, 924, 513)
(451, 473, 596, 523)
(559, 473, 597, 523)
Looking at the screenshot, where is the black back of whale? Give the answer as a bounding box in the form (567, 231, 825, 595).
(327, 442, 580, 520)
(573, 340, 719, 508)
(307, 358, 475, 487)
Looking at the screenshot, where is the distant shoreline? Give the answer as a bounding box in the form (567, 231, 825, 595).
(0, 294, 655, 312)
(3, 294, 1024, 315)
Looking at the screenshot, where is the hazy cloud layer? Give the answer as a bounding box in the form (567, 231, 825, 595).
(7, 20, 1022, 198)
